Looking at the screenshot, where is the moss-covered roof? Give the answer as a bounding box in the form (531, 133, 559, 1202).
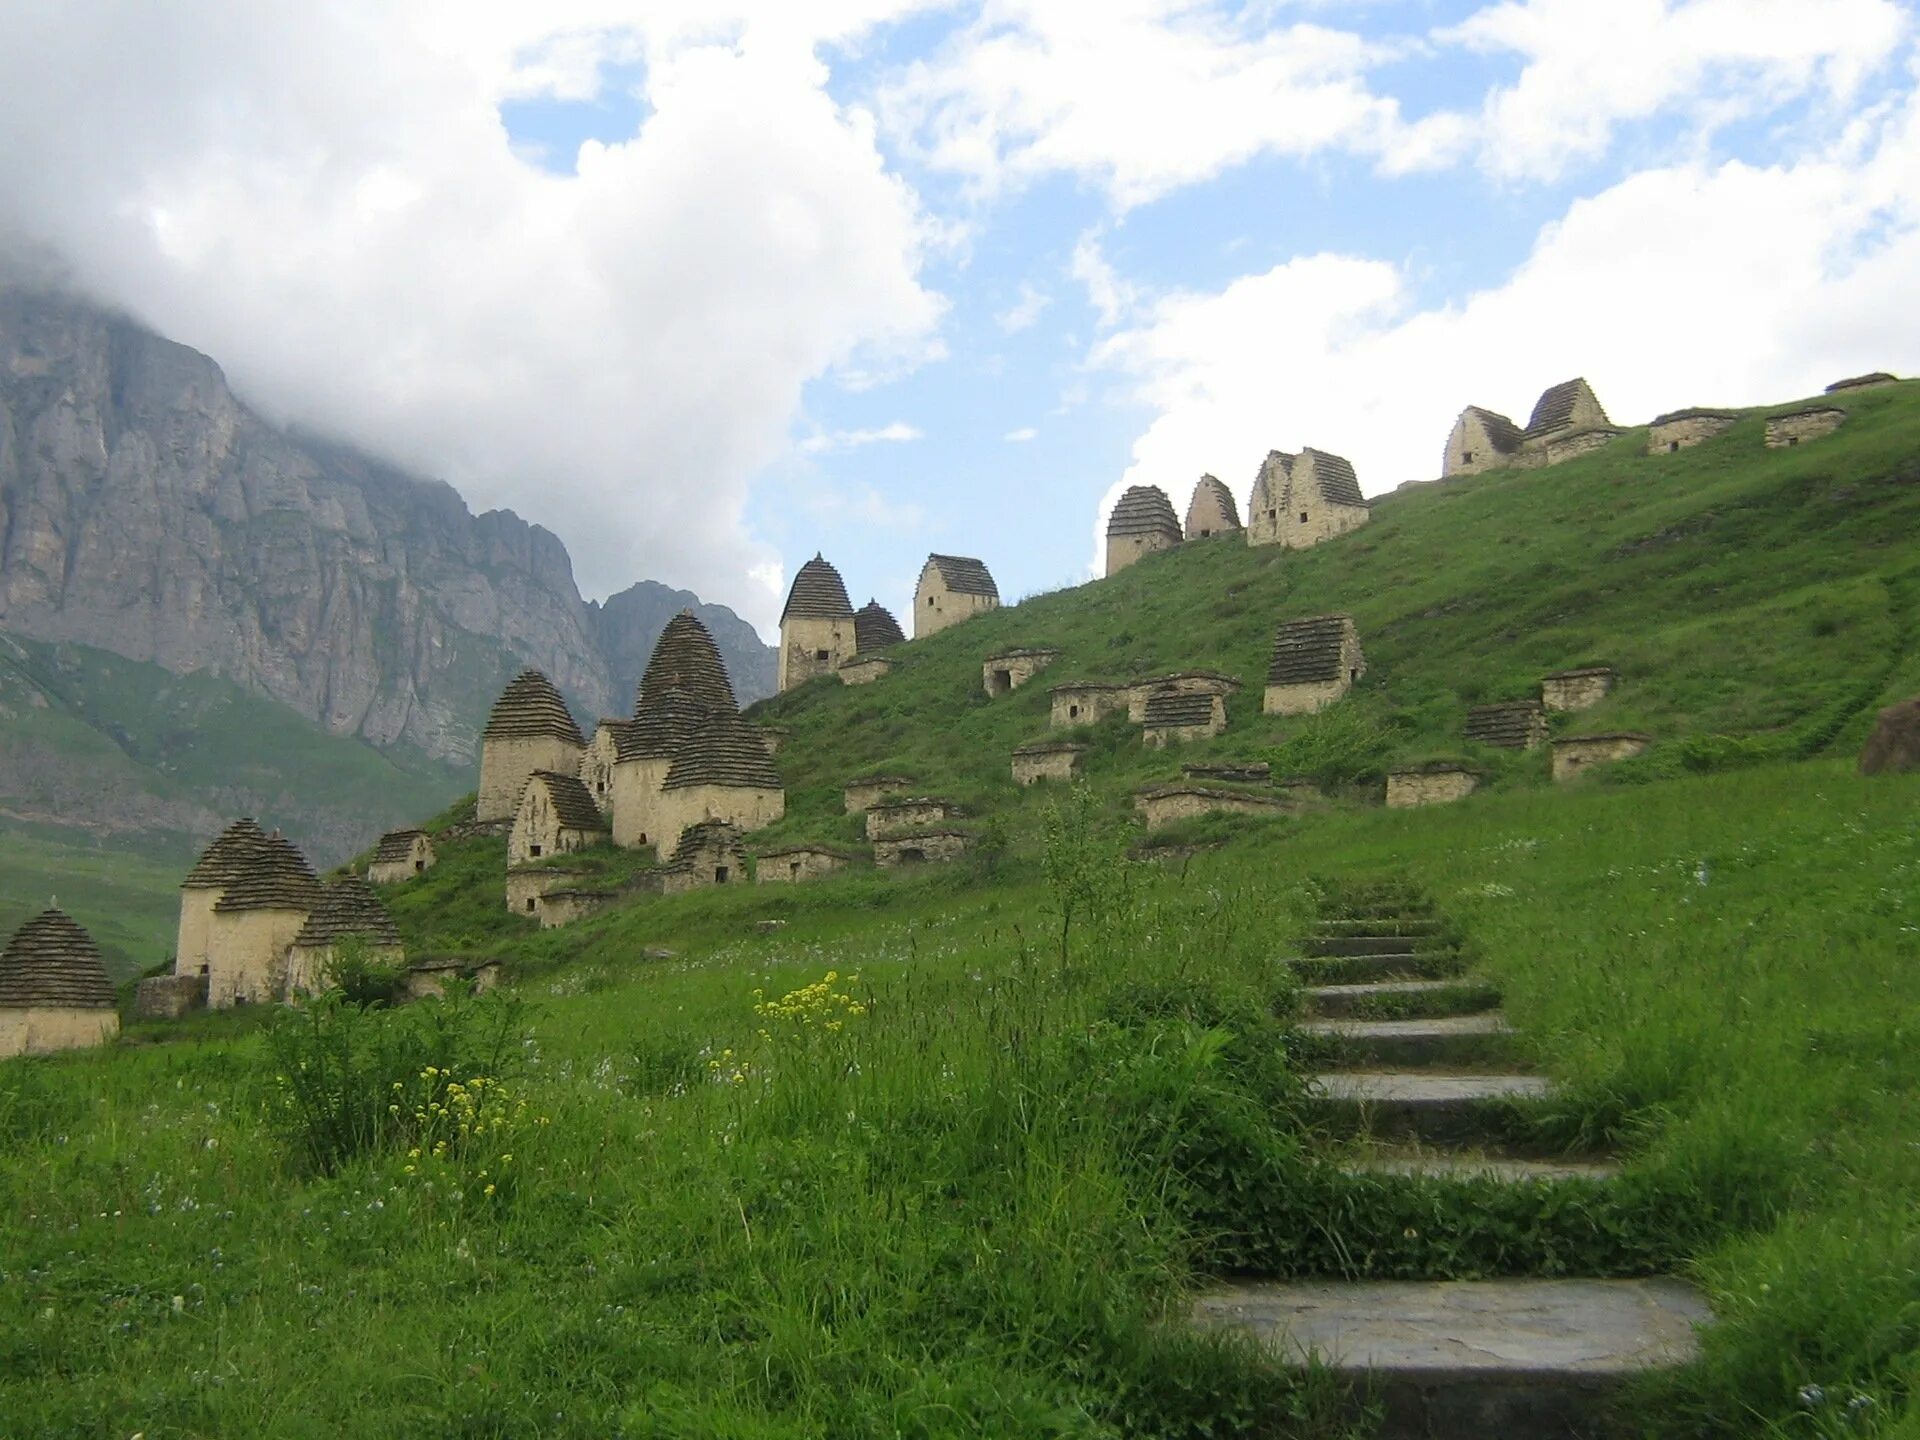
(0, 908, 115, 1009)
(482, 670, 585, 745)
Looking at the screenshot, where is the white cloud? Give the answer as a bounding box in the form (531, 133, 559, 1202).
(797, 420, 925, 453)
(1003, 425, 1037, 441)
(880, 0, 1462, 209)
(1071, 230, 1139, 327)
(1085, 80, 1920, 564)
(995, 281, 1051, 333)
(0, 2, 945, 630)
(1442, 0, 1910, 181)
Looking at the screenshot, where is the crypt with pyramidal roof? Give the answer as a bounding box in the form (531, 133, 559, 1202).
(1184, 474, 1242, 539)
(478, 670, 586, 821)
(285, 877, 404, 997)
(779, 555, 856, 692)
(0, 907, 119, 1058)
(1106, 485, 1182, 575)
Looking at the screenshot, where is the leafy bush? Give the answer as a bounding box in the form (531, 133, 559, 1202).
(319, 936, 406, 1007)
(1267, 706, 1397, 787)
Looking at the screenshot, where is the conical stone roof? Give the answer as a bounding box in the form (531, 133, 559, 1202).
(213, 832, 323, 914)
(1107, 485, 1181, 541)
(0, 908, 116, 1009)
(293, 877, 402, 949)
(182, 817, 269, 889)
(781, 554, 855, 622)
(854, 600, 906, 654)
(483, 670, 584, 745)
(627, 687, 712, 760)
(663, 711, 784, 792)
(634, 611, 737, 715)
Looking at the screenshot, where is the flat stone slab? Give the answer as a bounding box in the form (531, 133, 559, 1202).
(1301, 979, 1495, 1019)
(1293, 952, 1459, 984)
(1191, 1277, 1710, 1377)
(1302, 1014, 1514, 1040)
(1339, 1148, 1620, 1184)
(1301, 1013, 1517, 1067)
(1313, 1072, 1552, 1103)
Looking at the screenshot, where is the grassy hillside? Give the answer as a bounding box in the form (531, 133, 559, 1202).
(0, 634, 467, 975)
(746, 381, 1920, 850)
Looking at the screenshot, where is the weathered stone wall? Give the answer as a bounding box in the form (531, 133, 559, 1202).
(838, 655, 892, 686)
(1134, 788, 1289, 831)
(368, 834, 434, 885)
(135, 973, 207, 1019)
(404, 962, 504, 1001)
(1143, 717, 1222, 749)
(505, 866, 586, 917)
(538, 891, 614, 929)
(509, 785, 598, 866)
(1551, 735, 1650, 782)
(1541, 669, 1614, 713)
(1386, 769, 1478, 808)
(1049, 685, 1130, 729)
(1263, 676, 1350, 717)
(983, 650, 1058, 697)
(1282, 496, 1370, 550)
(205, 907, 307, 1007)
(756, 850, 850, 884)
(1648, 415, 1734, 454)
(844, 777, 911, 813)
(0, 1006, 119, 1058)
(479, 734, 584, 822)
(1765, 409, 1847, 448)
(778, 614, 852, 692)
(1444, 412, 1512, 477)
(1542, 429, 1619, 466)
(174, 887, 220, 977)
(579, 728, 622, 813)
(1106, 531, 1177, 577)
(866, 800, 960, 840)
(653, 784, 784, 858)
(915, 569, 997, 638)
(609, 756, 670, 849)
(874, 832, 973, 867)
(1011, 746, 1084, 784)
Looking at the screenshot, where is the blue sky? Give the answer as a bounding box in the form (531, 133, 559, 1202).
(5, 1, 1918, 634)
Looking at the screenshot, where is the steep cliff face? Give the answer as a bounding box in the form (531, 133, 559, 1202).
(0, 288, 773, 764)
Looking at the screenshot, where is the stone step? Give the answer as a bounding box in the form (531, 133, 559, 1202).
(1336, 1145, 1620, 1185)
(1300, 1013, 1517, 1067)
(1316, 917, 1444, 937)
(1301, 979, 1498, 1020)
(1190, 1277, 1711, 1440)
(1308, 934, 1449, 957)
(1310, 1071, 1553, 1146)
(1293, 952, 1463, 985)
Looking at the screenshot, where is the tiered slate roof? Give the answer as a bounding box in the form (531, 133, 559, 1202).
(781, 554, 855, 621)
(854, 600, 907, 654)
(182, 817, 269, 889)
(1107, 485, 1182, 540)
(530, 771, 608, 832)
(924, 554, 1000, 600)
(1463, 405, 1525, 454)
(1267, 616, 1356, 685)
(0, 908, 115, 1009)
(483, 670, 584, 745)
(293, 877, 402, 949)
(371, 829, 428, 865)
(634, 612, 738, 715)
(626, 689, 711, 760)
(1142, 692, 1216, 728)
(672, 820, 747, 865)
(1184, 474, 1243, 533)
(1465, 701, 1548, 749)
(662, 712, 784, 792)
(1526, 378, 1609, 437)
(1299, 449, 1365, 507)
(213, 832, 323, 913)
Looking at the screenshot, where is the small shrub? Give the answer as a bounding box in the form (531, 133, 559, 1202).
(319, 936, 406, 1008)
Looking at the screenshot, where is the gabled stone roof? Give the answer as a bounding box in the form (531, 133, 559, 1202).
(1266, 615, 1355, 685)
(526, 771, 608, 833)
(182, 817, 268, 889)
(1650, 407, 1737, 426)
(1465, 701, 1546, 748)
(1184, 474, 1243, 534)
(663, 711, 784, 792)
(672, 819, 747, 864)
(371, 829, 428, 864)
(854, 599, 907, 653)
(213, 832, 323, 914)
(627, 688, 709, 761)
(482, 670, 585, 745)
(1142, 691, 1216, 728)
(0, 908, 115, 1009)
(1526, 378, 1608, 437)
(781, 554, 855, 622)
(1463, 405, 1525, 453)
(923, 555, 999, 600)
(1106, 485, 1182, 540)
(1299, 448, 1365, 508)
(293, 877, 402, 949)
(635, 611, 738, 715)
(1250, 451, 1294, 510)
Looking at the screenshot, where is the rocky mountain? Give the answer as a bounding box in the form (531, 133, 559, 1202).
(0, 286, 774, 768)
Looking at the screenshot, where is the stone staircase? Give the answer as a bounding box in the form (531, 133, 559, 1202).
(1191, 883, 1710, 1438)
